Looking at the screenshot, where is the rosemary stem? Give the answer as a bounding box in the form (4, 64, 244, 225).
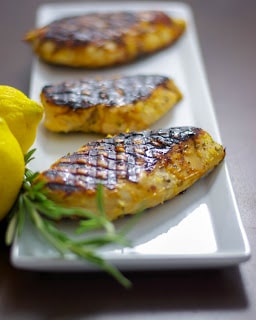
(24, 196, 67, 255)
(69, 244, 132, 289)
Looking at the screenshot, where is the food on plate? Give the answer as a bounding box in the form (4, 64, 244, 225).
(36, 126, 225, 221)
(41, 74, 183, 134)
(0, 118, 25, 220)
(24, 11, 186, 68)
(0, 85, 43, 154)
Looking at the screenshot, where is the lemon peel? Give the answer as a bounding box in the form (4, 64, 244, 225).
(0, 117, 25, 220)
(0, 85, 43, 154)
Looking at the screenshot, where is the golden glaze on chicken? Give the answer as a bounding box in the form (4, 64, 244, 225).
(41, 75, 182, 134)
(36, 127, 225, 221)
(24, 11, 186, 68)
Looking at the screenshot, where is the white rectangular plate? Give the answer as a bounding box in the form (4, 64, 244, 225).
(11, 1, 250, 271)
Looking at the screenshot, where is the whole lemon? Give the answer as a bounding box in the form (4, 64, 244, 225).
(0, 85, 43, 154)
(0, 117, 25, 220)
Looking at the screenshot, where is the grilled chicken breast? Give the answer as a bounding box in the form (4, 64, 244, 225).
(41, 75, 182, 134)
(37, 127, 225, 221)
(24, 11, 186, 68)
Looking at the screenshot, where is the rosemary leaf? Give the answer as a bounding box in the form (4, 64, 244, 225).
(24, 148, 36, 164)
(5, 212, 18, 246)
(17, 196, 26, 236)
(96, 184, 105, 216)
(74, 233, 131, 248)
(75, 219, 105, 234)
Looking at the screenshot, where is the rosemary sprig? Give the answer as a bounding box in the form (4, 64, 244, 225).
(5, 149, 137, 288)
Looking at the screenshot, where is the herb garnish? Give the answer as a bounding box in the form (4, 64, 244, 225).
(6, 149, 138, 288)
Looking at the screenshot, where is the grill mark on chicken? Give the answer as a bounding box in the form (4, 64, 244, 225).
(42, 127, 202, 191)
(42, 75, 175, 110)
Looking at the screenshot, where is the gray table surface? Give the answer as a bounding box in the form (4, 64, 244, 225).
(0, 1, 255, 319)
